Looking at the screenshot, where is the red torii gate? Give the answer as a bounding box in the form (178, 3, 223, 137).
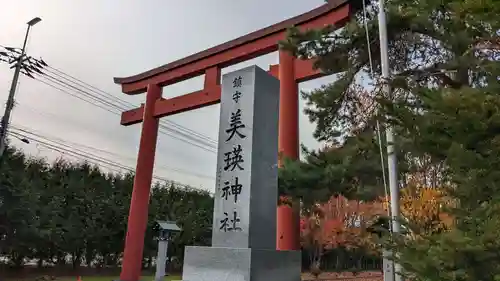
(114, 1, 358, 281)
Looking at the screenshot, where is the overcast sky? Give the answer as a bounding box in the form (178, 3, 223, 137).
(0, 0, 340, 192)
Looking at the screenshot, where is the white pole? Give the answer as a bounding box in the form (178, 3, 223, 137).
(155, 240, 169, 281)
(377, 0, 402, 281)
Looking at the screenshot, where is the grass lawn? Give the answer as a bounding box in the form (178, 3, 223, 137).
(57, 276, 180, 281)
(7, 276, 181, 281)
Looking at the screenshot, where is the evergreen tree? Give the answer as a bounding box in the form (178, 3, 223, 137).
(282, 0, 499, 279)
(386, 76, 500, 281)
(0, 142, 214, 270)
(278, 127, 398, 206)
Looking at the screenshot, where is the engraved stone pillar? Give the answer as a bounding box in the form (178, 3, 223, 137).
(181, 65, 301, 281)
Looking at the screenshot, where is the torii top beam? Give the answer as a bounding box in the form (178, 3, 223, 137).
(114, 0, 360, 126)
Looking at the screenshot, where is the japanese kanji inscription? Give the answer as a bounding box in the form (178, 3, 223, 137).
(182, 65, 301, 281)
(211, 65, 280, 249)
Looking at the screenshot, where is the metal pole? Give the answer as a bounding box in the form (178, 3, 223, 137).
(0, 18, 41, 159)
(377, 1, 402, 281)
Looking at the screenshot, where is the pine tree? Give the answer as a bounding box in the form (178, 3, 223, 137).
(282, 0, 500, 280)
(278, 127, 400, 205)
(282, 0, 499, 140)
(386, 78, 500, 281)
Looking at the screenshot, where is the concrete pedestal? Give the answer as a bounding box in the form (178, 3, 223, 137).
(182, 246, 301, 281)
(383, 250, 395, 281)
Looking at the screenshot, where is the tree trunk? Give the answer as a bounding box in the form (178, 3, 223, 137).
(85, 249, 94, 268)
(72, 253, 81, 269)
(147, 256, 153, 269)
(12, 253, 24, 268)
(335, 252, 340, 270)
(56, 253, 66, 266)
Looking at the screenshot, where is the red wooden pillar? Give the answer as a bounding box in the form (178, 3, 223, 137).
(277, 49, 300, 251)
(120, 84, 162, 281)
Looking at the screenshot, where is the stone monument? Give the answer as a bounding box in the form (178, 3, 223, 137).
(181, 65, 301, 281)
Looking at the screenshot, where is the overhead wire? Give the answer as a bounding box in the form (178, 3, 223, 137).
(1, 45, 218, 152)
(1, 98, 216, 182)
(362, 0, 392, 222)
(10, 123, 215, 181)
(43, 65, 136, 110)
(1, 97, 217, 186)
(10, 131, 127, 176)
(36, 75, 217, 151)
(29, 74, 217, 153)
(35, 76, 121, 115)
(7, 128, 212, 193)
(6, 98, 117, 133)
(41, 71, 124, 111)
(43, 64, 218, 147)
(0, 85, 217, 184)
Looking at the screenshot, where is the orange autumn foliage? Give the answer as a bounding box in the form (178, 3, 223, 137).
(300, 195, 385, 251)
(380, 186, 454, 236)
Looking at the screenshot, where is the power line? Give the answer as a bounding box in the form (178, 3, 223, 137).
(44, 65, 137, 110)
(7, 100, 216, 168)
(34, 74, 217, 151)
(43, 64, 218, 146)
(35, 77, 121, 115)
(9, 124, 215, 181)
(9, 130, 136, 173)
(1, 46, 218, 152)
(8, 98, 115, 133)
(361, 0, 390, 220)
(1, 45, 217, 190)
(30, 75, 217, 153)
(42, 71, 125, 111)
(45, 65, 217, 145)
(7, 129, 212, 193)
(1, 97, 216, 181)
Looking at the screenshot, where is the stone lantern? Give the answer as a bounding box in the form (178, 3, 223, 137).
(155, 220, 181, 281)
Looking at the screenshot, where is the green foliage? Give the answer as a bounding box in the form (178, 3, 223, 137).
(282, 0, 500, 280)
(282, 0, 499, 141)
(278, 126, 403, 207)
(386, 87, 500, 281)
(0, 145, 213, 269)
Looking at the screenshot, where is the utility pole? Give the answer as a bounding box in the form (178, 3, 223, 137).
(377, 0, 402, 281)
(0, 17, 42, 159)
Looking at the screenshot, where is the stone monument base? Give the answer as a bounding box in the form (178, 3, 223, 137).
(182, 246, 301, 281)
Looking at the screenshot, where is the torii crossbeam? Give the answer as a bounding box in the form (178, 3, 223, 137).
(114, 1, 359, 281)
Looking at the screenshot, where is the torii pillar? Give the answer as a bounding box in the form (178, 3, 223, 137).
(276, 50, 300, 251)
(113, 2, 357, 280)
(119, 84, 161, 281)
(119, 54, 301, 281)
